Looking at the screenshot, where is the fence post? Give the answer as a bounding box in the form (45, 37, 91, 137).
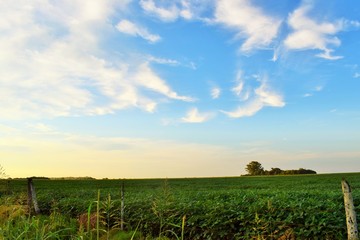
(27, 178, 41, 215)
(342, 179, 359, 240)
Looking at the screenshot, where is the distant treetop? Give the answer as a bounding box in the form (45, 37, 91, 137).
(244, 161, 316, 176)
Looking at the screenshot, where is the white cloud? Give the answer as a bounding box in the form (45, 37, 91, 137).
(223, 100, 263, 118)
(314, 85, 324, 92)
(134, 63, 194, 102)
(182, 108, 213, 123)
(148, 55, 197, 70)
(139, 0, 193, 22)
(116, 19, 161, 43)
(214, 0, 281, 52)
(179, 0, 193, 19)
(148, 56, 180, 66)
(349, 20, 360, 28)
(341, 20, 360, 30)
(255, 83, 285, 107)
(302, 85, 324, 98)
(211, 87, 221, 99)
(284, 3, 344, 60)
(0, 1, 190, 120)
(354, 73, 360, 78)
(316, 49, 342, 60)
(232, 81, 244, 96)
(231, 71, 250, 101)
(271, 46, 282, 62)
(223, 74, 285, 118)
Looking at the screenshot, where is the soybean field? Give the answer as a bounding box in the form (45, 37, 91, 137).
(1, 173, 360, 239)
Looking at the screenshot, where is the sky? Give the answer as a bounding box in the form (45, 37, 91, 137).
(1, 0, 360, 179)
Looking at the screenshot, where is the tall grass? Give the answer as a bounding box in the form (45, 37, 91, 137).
(0, 212, 77, 239)
(0, 191, 145, 240)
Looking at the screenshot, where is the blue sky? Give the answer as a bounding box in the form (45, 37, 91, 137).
(1, 0, 360, 178)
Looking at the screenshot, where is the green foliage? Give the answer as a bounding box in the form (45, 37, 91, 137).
(246, 161, 317, 176)
(101, 193, 119, 232)
(245, 161, 265, 175)
(2, 173, 360, 239)
(0, 213, 78, 239)
(268, 167, 283, 175)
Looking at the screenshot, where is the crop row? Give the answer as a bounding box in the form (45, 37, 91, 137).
(2, 174, 360, 239)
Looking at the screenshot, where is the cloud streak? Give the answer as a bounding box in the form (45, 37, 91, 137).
(211, 87, 221, 99)
(284, 3, 344, 60)
(116, 19, 161, 43)
(232, 71, 250, 101)
(214, 0, 281, 52)
(223, 74, 285, 118)
(134, 63, 194, 103)
(182, 108, 213, 123)
(139, 0, 194, 22)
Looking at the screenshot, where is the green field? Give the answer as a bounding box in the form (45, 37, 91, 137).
(1, 173, 360, 239)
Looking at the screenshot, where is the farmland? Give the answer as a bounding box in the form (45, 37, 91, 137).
(1, 173, 360, 239)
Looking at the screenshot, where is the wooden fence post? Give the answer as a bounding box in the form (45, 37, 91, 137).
(27, 178, 41, 215)
(342, 179, 359, 240)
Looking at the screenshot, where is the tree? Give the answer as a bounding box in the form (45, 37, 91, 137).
(297, 168, 317, 174)
(243, 161, 316, 176)
(269, 167, 283, 175)
(245, 161, 264, 175)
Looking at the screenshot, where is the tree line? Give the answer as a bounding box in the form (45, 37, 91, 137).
(244, 161, 316, 176)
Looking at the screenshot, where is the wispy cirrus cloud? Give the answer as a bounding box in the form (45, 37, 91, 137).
(0, 1, 191, 120)
(223, 74, 285, 118)
(284, 3, 344, 60)
(148, 56, 180, 66)
(214, 0, 281, 53)
(231, 71, 250, 101)
(116, 19, 161, 43)
(182, 108, 213, 123)
(303, 85, 325, 98)
(211, 87, 221, 99)
(134, 63, 194, 103)
(303, 93, 313, 98)
(139, 0, 194, 22)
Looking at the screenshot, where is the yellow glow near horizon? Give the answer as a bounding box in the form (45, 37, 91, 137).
(2, 133, 360, 179)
